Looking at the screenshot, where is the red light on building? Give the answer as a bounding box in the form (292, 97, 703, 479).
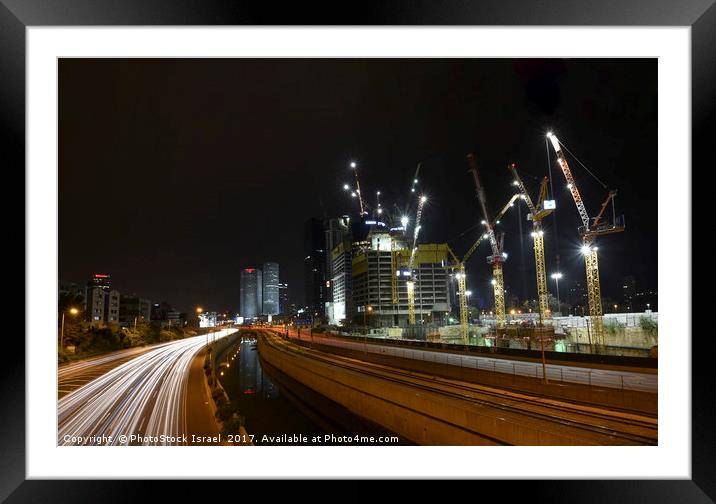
(93, 274, 110, 278)
(244, 268, 255, 273)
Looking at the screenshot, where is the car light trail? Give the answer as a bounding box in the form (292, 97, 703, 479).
(58, 329, 237, 445)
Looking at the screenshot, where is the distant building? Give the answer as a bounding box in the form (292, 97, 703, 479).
(567, 279, 588, 313)
(278, 282, 289, 315)
(262, 262, 280, 316)
(304, 218, 327, 317)
(329, 241, 353, 325)
(119, 295, 152, 327)
(151, 301, 182, 326)
(59, 280, 83, 299)
(240, 268, 262, 319)
(622, 275, 637, 311)
(84, 273, 120, 327)
(633, 290, 658, 312)
(199, 311, 218, 328)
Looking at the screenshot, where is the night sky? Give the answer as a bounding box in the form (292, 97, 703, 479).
(59, 58, 657, 313)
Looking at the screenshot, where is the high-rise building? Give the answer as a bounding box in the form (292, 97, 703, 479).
(304, 218, 326, 317)
(351, 230, 451, 327)
(278, 283, 289, 315)
(84, 273, 120, 326)
(262, 262, 280, 316)
(329, 241, 353, 325)
(240, 268, 262, 319)
(324, 216, 352, 302)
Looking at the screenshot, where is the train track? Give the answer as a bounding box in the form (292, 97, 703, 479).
(260, 330, 657, 445)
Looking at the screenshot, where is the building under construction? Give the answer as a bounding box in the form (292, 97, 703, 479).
(350, 228, 451, 327)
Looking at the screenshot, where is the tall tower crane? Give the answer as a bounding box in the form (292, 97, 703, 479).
(447, 193, 521, 343)
(507, 163, 555, 325)
(546, 133, 625, 344)
(406, 195, 428, 325)
(350, 160, 368, 217)
(467, 153, 510, 329)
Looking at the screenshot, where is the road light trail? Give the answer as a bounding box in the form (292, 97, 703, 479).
(58, 329, 237, 445)
(58, 341, 178, 397)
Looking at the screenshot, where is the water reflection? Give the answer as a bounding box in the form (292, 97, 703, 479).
(218, 335, 404, 445)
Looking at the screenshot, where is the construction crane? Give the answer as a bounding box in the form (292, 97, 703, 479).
(466, 153, 513, 329)
(348, 160, 369, 217)
(546, 133, 625, 344)
(507, 163, 555, 325)
(406, 195, 427, 325)
(391, 163, 422, 313)
(447, 193, 520, 343)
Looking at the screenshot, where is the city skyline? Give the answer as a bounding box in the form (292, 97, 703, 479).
(59, 58, 657, 313)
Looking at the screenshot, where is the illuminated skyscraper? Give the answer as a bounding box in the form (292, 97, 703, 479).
(240, 268, 262, 319)
(262, 262, 279, 316)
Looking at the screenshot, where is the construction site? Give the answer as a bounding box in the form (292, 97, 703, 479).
(322, 132, 653, 357)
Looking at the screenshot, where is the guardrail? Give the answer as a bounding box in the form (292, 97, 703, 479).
(267, 328, 657, 394)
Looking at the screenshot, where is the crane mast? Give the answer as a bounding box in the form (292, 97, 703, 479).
(406, 195, 427, 325)
(350, 161, 368, 217)
(447, 193, 519, 344)
(507, 163, 554, 325)
(547, 133, 624, 345)
(467, 153, 507, 329)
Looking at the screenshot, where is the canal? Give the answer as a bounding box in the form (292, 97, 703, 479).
(216, 332, 406, 445)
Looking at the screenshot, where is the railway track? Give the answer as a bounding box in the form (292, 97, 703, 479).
(261, 330, 657, 445)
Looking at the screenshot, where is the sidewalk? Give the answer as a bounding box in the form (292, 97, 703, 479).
(185, 347, 221, 445)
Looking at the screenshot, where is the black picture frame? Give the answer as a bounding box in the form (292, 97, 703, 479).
(3, 0, 711, 500)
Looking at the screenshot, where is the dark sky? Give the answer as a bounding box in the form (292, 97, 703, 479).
(59, 58, 657, 313)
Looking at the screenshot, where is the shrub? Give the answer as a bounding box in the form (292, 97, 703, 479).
(221, 415, 246, 437)
(604, 319, 625, 335)
(212, 388, 224, 402)
(215, 402, 234, 422)
(640, 316, 658, 336)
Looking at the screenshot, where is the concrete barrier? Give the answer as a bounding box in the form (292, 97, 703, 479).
(258, 331, 656, 446)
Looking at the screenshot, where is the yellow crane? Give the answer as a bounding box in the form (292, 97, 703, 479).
(507, 163, 555, 325)
(547, 133, 625, 345)
(447, 193, 520, 343)
(406, 195, 428, 325)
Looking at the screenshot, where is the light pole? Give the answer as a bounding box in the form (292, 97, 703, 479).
(551, 273, 563, 315)
(60, 307, 79, 354)
(364, 305, 372, 352)
(196, 307, 206, 347)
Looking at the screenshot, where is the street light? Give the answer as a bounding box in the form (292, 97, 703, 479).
(60, 307, 79, 354)
(551, 272, 563, 315)
(363, 305, 373, 352)
(197, 307, 208, 347)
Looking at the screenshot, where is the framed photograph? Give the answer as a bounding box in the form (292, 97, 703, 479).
(4, 0, 711, 499)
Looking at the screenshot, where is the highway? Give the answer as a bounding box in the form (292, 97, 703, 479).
(58, 329, 237, 446)
(275, 328, 657, 393)
(58, 341, 176, 398)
